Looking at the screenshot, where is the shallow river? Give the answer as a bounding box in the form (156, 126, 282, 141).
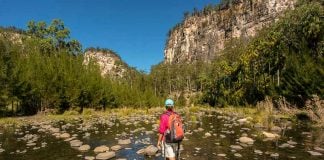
(0, 110, 323, 160)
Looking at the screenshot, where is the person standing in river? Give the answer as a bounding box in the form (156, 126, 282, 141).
(157, 99, 184, 160)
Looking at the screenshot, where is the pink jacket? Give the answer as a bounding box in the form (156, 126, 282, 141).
(158, 110, 173, 134)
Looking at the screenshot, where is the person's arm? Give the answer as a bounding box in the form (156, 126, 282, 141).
(157, 114, 166, 149)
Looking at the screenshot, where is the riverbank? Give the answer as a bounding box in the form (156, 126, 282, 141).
(0, 105, 322, 128)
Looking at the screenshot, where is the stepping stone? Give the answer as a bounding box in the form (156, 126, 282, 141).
(118, 139, 131, 145)
(70, 140, 83, 147)
(205, 132, 212, 137)
(96, 151, 116, 160)
(270, 153, 279, 158)
(262, 131, 280, 138)
(136, 148, 145, 155)
(78, 144, 90, 152)
(94, 145, 109, 153)
(230, 145, 243, 150)
(144, 145, 158, 156)
(217, 154, 226, 157)
(239, 137, 254, 144)
(26, 143, 37, 147)
(234, 153, 242, 157)
(314, 147, 324, 152)
(60, 133, 70, 139)
(111, 145, 122, 151)
(307, 151, 322, 156)
(287, 140, 297, 145)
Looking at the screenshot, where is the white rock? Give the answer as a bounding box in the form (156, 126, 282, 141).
(314, 147, 324, 152)
(118, 139, 131, 145)
(270, 153, 279, 158)
(237, 118, 247, 123)
(230, 145, 243, 150)
(307, 151, 322, 156)
(94, 145, 109, 153)
(60, 133, 70, 139)
(84, 156, 95, 160)
(217, 154, 226, 157)
(239, 137, 254, 144)
(287, 140, 297, 145)
(234, 153, 242, 157)
(111, 145, 122, 151)
(262, 131, 280, 138)
(26, 142, 36, 146)
(70, 140, 83, 147)
(78, 144, 90, 152)
(205, 132, 212, 137)
(96, 151, 116, 160)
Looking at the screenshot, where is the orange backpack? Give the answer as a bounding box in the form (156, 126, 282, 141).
(164, 112, 184, 143)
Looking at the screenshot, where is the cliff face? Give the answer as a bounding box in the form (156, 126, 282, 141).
(83, 49, 127, 78)
(164, 0, 296, 64)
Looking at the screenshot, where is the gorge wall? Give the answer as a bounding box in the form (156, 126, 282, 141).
(83, 49, 127, 78)
(164, 0, 296, 64)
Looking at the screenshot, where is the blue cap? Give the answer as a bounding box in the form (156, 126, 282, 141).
(165, 99, 174, 107)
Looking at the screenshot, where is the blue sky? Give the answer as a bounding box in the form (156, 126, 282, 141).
(0, 0, 220, 72)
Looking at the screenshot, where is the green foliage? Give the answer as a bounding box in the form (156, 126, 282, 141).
(201, 1, 324, 107)
(0, 19, 163, 117)
(27, 19, 81, 54)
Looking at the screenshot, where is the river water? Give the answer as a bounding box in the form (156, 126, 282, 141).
(0, 110, 323, 160)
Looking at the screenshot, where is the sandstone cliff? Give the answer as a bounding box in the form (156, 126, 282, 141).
(164, 0, 296, 63)
(83, 48, 127, 78)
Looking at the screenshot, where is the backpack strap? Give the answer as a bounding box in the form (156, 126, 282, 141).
(163, 110, 173, 116)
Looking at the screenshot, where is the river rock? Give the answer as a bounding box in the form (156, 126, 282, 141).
(94, 145, 109, 153)
(220, 134, 226, 138)
(254, 150, 263, 155)
(217, 153, 226, 157)
(49, 127, 60, 133)
(64, 137, 76, 142)
(96, 151, 116, 160)
(205, 132, 212, 137)
(271, 126, 282, 132)
(314, 147, 324, 152)
(118, 139, 131, 145)
(270, 153, 279, 158)
(70, 140, 83, 147)
(279, 143, 294, 148)
(60, 133, 70, 139)
(78, 144, 90, 152)
(230, 145, 243, 150)
(237, 118, 248, 123)
(136, 148, 146, 155)
(198, 128, 204, 132)
(234, 153, 242, 157)
(307, 151, 322, 156)
(111, 145, 122, 151)
(287, 140, 297, 145)
(26, 142, 36, 146)
(144, 145, 158, 156)
(145, 131, 154, 135)
(239, 137, 254, 144)
(85, 156, 95, 160)
(262, 131, 280, 138)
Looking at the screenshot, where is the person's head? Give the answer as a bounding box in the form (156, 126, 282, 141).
(165, 99, 174, 111)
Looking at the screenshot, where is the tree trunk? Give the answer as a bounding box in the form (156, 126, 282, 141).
(277, 69, 280, 87)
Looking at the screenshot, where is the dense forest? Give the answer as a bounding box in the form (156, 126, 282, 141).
(0, 0, 323, 116)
